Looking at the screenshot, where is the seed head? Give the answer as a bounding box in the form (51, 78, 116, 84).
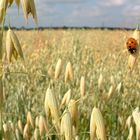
(90, 107, 106, 140)
(80, 76, 86, 97)
(65, 62, 74, 83)
(38, 115, 49, 137)
(26, 111, 34, 128)
(61, 110, 73, 140)
(6, 29, 24, 62)
(61, 89, 71, 107)
(127, 126, 133, 140)
(0, 0, 8, 24)
(55, 58, 62, 79)
(68, 99, 78, 134)
(127, 27, 140, 71)
(44, 87, 60, 131)
(21, 0, 38, 24)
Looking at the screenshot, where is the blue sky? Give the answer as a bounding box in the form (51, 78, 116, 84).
(6, 0, 140, 28)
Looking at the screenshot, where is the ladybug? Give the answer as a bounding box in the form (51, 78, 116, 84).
(126, 37, 138, 54)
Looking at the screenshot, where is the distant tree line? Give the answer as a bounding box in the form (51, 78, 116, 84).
(4, 25, 135, 31)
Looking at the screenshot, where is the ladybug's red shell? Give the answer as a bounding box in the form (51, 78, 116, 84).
(126, 37, 138, 54)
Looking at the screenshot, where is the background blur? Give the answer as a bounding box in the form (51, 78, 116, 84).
(6, 0, 140, 28)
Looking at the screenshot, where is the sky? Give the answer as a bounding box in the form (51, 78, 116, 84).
(6, 0, 140, 28)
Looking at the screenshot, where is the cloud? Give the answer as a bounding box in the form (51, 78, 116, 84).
(4, 0, 140, 28)
(72, 7, 102, 18)
(47, 0, 82, 1)
(46, 0, 85, 4)
(97, 0, 126, 7)
(124, 5, 140, 16)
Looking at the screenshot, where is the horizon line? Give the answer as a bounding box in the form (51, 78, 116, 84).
(4, 26, 136, 30)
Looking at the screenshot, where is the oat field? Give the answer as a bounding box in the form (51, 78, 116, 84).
(1, 29, 140, 140)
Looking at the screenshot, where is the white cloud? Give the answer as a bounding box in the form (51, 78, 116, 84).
(72, 7, 102, 18)
(98, 0, 126, 7)
(4, 0, 140, 28)
(46, 0, 85, 4)
(47, 0, 82, 1)
(124, 5, 140, 16)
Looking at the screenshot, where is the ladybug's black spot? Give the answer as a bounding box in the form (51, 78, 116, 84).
(128, 48, 137, 54)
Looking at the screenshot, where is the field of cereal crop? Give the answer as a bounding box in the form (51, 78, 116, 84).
(1, 29, 140, 139)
